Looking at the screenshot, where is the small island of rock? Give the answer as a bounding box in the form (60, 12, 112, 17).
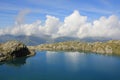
(0, 40, 35, 62)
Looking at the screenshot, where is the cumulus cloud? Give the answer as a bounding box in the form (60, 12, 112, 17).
(90, 15, 120, 39)
(58, 10, 87, 37)
(40, 15, 61, 37)
(0, 10, 120, 39)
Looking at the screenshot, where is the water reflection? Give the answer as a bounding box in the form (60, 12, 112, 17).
(0, 57, 28, 67)
(46, 51, 86, 71)
(64, 52, 83, 64)
(46, 51, 58, 64)
(64, 52, 85, 71)
(0, 51, 120, 80)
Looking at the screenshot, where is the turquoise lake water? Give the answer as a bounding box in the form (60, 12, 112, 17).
(0, 51, 120, 80)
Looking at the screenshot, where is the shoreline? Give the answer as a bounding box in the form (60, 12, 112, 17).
(28, 40, 120, 56)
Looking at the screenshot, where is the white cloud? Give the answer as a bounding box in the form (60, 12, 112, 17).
(58, 10, 87, 37)
(90, 15, 120, 39)
(41, 15, 61, 37)
(0, 10, 120, 39)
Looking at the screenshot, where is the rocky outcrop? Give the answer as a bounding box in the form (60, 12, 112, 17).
(0, 40, 35, 62)
(28, 40, 120, 55)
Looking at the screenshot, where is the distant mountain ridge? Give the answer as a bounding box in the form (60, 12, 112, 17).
(54, 36, 112, 42)
(0, 35, 49, 45)
(0, 35, 113, 46)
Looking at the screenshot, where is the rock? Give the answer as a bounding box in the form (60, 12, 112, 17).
(0, 53, 4, 57)
(0, 56, 7, 62)
(0, 40, 35, 62)
(96, 47, 105, 54)
(28, 40, 120, 55)
(105, 45, 113, 54)
(0, 53, 6, 62)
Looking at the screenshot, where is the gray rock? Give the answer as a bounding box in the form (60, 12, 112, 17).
(0, 53, 4, 57)
(28, 40, 120, 55)
(0, 40, 35, 62)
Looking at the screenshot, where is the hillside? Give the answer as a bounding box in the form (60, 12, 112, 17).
(28, 40, 120, 55)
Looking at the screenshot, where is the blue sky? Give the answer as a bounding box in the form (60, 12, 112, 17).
(0, 0, 120, 28)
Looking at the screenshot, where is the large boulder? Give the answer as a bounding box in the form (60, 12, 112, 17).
(0, 40, 35, 62)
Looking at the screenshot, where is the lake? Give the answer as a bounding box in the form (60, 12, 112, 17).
(0, 51, 120, 80)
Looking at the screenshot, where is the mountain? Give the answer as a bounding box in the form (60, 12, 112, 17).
(53, 36, 80, 42)
(0, 35, 112, 46)
(80, 37, 113, 42)
(54, 36, 112, 42)
(0, 35, 51, 46)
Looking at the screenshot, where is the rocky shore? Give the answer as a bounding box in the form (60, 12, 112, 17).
(0, 40, 120, 62)
(0, 40, 35, 62)
(28, 40, 120, 55)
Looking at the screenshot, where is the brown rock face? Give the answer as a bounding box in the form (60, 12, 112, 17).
(0, 40, 35, 62)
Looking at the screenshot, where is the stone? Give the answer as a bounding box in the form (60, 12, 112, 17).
(0, 53, 4, 57)
(0, 40, 35, 62)
(105, 45, 113, 54)
(28, 40, 120, 55)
